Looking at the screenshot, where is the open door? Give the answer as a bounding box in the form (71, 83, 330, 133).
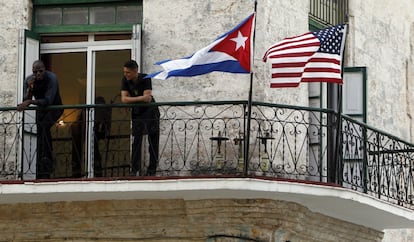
(18, 29, 40, 180)
(132, 24, 142, 67)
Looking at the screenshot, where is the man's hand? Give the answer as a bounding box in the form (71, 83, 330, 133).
(17, 100, 32, 112)
(142, 95, 152, 103)
(27, 77, 35, 91)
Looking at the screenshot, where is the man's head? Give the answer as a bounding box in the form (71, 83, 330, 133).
(123, 60, 139, 81)
(32, 60, 46, 81)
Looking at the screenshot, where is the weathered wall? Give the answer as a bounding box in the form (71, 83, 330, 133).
(347, 0, 414, 140)
(143, 0, 309, 106)
(0, 1, 31, 107)
(0, 199, 383, 242)
(143, 0, 414, 142)
(0, 1, 31, 178)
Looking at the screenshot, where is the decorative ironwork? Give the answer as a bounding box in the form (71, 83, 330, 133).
(340, 115, 414, 208)
(1, 101, 414, 210)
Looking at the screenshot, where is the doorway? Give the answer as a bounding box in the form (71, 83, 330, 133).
(40, 35, 133, 178)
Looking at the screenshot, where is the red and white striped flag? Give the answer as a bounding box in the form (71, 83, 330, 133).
(263, 24, 347, 88)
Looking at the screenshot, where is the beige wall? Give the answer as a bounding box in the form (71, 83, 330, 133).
(0, 0, 31, 107)
(347, 0, 414, 140)
(143, 0, 310, 106)
(0, 199, 383, 241)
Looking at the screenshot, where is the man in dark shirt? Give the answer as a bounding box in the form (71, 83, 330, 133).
(120, 60, 160, 176)
(17, 60, 63, 179)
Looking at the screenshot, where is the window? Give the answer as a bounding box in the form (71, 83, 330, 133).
(342, 67, 367, 123)
(33, 0, 143, 33)
(309, 0, 348, 26)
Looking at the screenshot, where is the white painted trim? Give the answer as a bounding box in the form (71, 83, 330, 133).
(40, 40, 131, 52)
(1, 178, 413, 230)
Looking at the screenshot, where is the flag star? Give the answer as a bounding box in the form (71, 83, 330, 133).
(230, 31, 248, 51)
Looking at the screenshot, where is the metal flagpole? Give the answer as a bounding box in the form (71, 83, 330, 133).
(244, 0, 257, 176)
(332, 24, 348, 183)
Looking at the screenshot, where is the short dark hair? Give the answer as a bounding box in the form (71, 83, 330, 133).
(124, 60, 138, 69)
(33, 60, 45, 69)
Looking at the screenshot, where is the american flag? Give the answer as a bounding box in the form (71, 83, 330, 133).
(263, 24, 347, 88)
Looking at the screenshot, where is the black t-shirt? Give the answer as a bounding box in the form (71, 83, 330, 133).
(24, 71, 63, 107)
(121, 73, 156, 117)
(23, 71, 64, 122)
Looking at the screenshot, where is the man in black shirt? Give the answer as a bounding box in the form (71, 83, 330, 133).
(120, 60, 160, 176)
(17, 60, 63, 179)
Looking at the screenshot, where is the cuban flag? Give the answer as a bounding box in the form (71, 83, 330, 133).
(146, 13, 255, 80)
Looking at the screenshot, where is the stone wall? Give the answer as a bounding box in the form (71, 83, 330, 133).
(0, 0, 31, 107)
(0, 199, 383, 241)
(0, 0, 31, 178)
(347, 0, 414, 140)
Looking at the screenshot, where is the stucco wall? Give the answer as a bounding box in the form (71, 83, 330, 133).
(143, 0, 309, 106)
(0, 1, 31, 107)
(0, 199, 383, 241)
(347, 0, 414, 140)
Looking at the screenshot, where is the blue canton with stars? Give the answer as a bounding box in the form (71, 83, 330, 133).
(312, 24, 345, 55)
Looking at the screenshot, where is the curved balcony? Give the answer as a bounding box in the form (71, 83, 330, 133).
(0, 101, 414, 215)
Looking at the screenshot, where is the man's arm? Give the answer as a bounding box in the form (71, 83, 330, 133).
(17, 77, 36, 111)
(121, 89, 153, 104)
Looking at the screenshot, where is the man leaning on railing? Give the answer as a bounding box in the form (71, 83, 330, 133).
(17, 60, 63, 179)
(120, 60, 160, 176)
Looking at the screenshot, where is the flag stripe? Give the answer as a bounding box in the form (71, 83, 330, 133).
(272, 72, 303, 78)
(263, 24, 347, 88)
(304, 68, 341, 73)
(263, 34, 316, 57)
(270, 82, 301, 88)
(266, 51, 316, 59)
(301, 77, 343, 83)
(272, 62, 307, 68)
(264, 42, 320, 57)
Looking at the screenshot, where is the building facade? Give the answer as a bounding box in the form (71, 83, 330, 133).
(0, 0, 414, 241)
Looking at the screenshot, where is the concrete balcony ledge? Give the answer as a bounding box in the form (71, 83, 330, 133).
(1, 177, 414, 231)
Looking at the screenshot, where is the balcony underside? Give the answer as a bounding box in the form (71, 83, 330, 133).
(1, 176, 413, 231)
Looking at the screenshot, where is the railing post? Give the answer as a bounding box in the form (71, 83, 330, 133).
(376, 133, 381, 199)
(335, 114, 343, 185)
(362, 125, 368, 193)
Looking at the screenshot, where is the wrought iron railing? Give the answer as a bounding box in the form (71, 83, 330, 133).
(1, 101, 414, 209)
(340, 115, 414, 207)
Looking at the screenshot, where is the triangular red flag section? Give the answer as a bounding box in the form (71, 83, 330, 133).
(211, 13, 255, 72)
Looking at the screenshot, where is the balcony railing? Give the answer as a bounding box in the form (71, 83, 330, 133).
(0, 101, 413, 209)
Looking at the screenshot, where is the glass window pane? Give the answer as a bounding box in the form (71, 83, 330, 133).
(36, 8, 62, 26)
(117, 6, 142, 24)
(63, 7, 88, 25)
(90, 7, 115, 24)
